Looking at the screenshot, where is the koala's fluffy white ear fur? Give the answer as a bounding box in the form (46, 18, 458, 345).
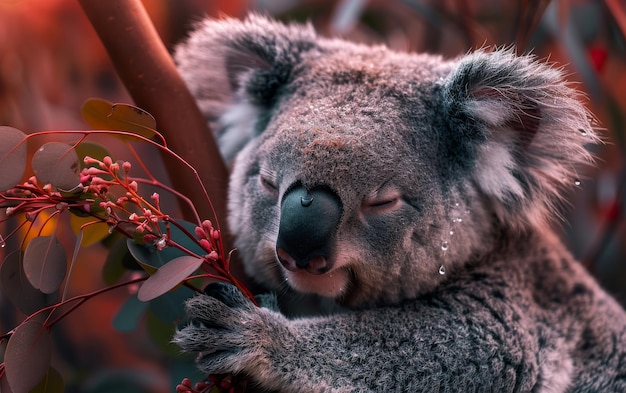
(440, 49, 599, 229)
(175, 15, 317, 163)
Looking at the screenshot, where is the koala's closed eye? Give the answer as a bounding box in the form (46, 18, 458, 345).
(259, 174, 278, 196)
(361, 189, 403, 215)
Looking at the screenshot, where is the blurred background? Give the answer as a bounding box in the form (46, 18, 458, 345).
(0, 0, 624, 392)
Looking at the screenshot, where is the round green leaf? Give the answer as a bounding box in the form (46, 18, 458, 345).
(126, 219, 205, 269)
(5, 320, 52, 393)
(81, 98, 158, 140)
(113, 294, 149, 332)
(149, 286, 193, 323)
(23, 236, 67, 294)
(29, 367, 64, 393)
(137, 256, 203, 302)
(69, 215, 110, 247)
(145, 310, 180, 357)
(31, 142, 81, 191)
(74, 142, 112, 168)
(0, 251, 48, 314)
(103, 237, 136, 285)
(0, 126, 27, 192)
(1, 374, 15, 393)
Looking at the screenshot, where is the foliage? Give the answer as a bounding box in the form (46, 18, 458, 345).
(0, 102, 252, 393)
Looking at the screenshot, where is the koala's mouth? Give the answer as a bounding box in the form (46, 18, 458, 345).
(280, 265, 353, 299)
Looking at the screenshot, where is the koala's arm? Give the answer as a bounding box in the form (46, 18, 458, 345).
(175, 282, 538, 393)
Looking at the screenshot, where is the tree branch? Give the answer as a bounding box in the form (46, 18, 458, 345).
(77, 0, 239, 270)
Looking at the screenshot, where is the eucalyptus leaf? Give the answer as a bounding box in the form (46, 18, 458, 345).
(0, 126, 28, 192)
(29, 367, 64, 393)
(31, 142, 81, 191)
(23, 235, 67, 294)
(5, 320, 52, 393)
(81, 98, 158, 140)
(149, 285, 194, 323)
(113, 294, 149, 332)
(69, 215, 110, 247)
(0, 251, 48, 314)
(137, 256, 203, 302)
(125, 219, 205, 269)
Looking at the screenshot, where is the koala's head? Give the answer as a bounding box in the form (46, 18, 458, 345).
(176, 15, 597, 308)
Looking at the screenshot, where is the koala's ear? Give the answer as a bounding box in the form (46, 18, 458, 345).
(175, 14, 316, 162)
(440, 49, 599, 228)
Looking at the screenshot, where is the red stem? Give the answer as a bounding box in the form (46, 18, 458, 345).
(0, 277, 148, 340)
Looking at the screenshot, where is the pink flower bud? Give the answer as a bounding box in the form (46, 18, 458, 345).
(194, 226, 207, 239)
(199, 239, 212, 252)
(122, 161, 132, 173)
(142, 234, 158, 243)
(87, 167, 103, 175)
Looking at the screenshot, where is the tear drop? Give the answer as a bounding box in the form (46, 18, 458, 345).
(107, 224, 116, 234)
(441, 241, 449, 251)
(439, 265, 446, 275)
(0, 235, 5, 248)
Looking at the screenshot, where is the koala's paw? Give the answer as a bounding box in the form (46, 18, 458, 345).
(174, 282, 269, 375)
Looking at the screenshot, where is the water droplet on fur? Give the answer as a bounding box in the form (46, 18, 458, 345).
(574, 179, 581, 186)
(454, 202, 460, 208)
(578, 128, 588, 136)
(439, 265, 446, 275)
(0, 235, 5, 248)
(454, 217, 463, 223)
(301, 196, 313, 207)
(441, 241, 449, 251)
(464, 209, 470, 215)
(449, 230, 454, 236)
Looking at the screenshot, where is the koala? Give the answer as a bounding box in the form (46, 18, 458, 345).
(173, 14, 626, 392)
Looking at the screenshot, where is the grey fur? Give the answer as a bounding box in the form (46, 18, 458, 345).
(173, 14, 626, 392)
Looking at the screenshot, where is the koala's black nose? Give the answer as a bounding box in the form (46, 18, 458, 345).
(276, 185, 342, 274)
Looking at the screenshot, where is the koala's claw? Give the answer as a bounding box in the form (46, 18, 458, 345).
(204, 282, 252, 308)
(203, 282, 252, 309)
